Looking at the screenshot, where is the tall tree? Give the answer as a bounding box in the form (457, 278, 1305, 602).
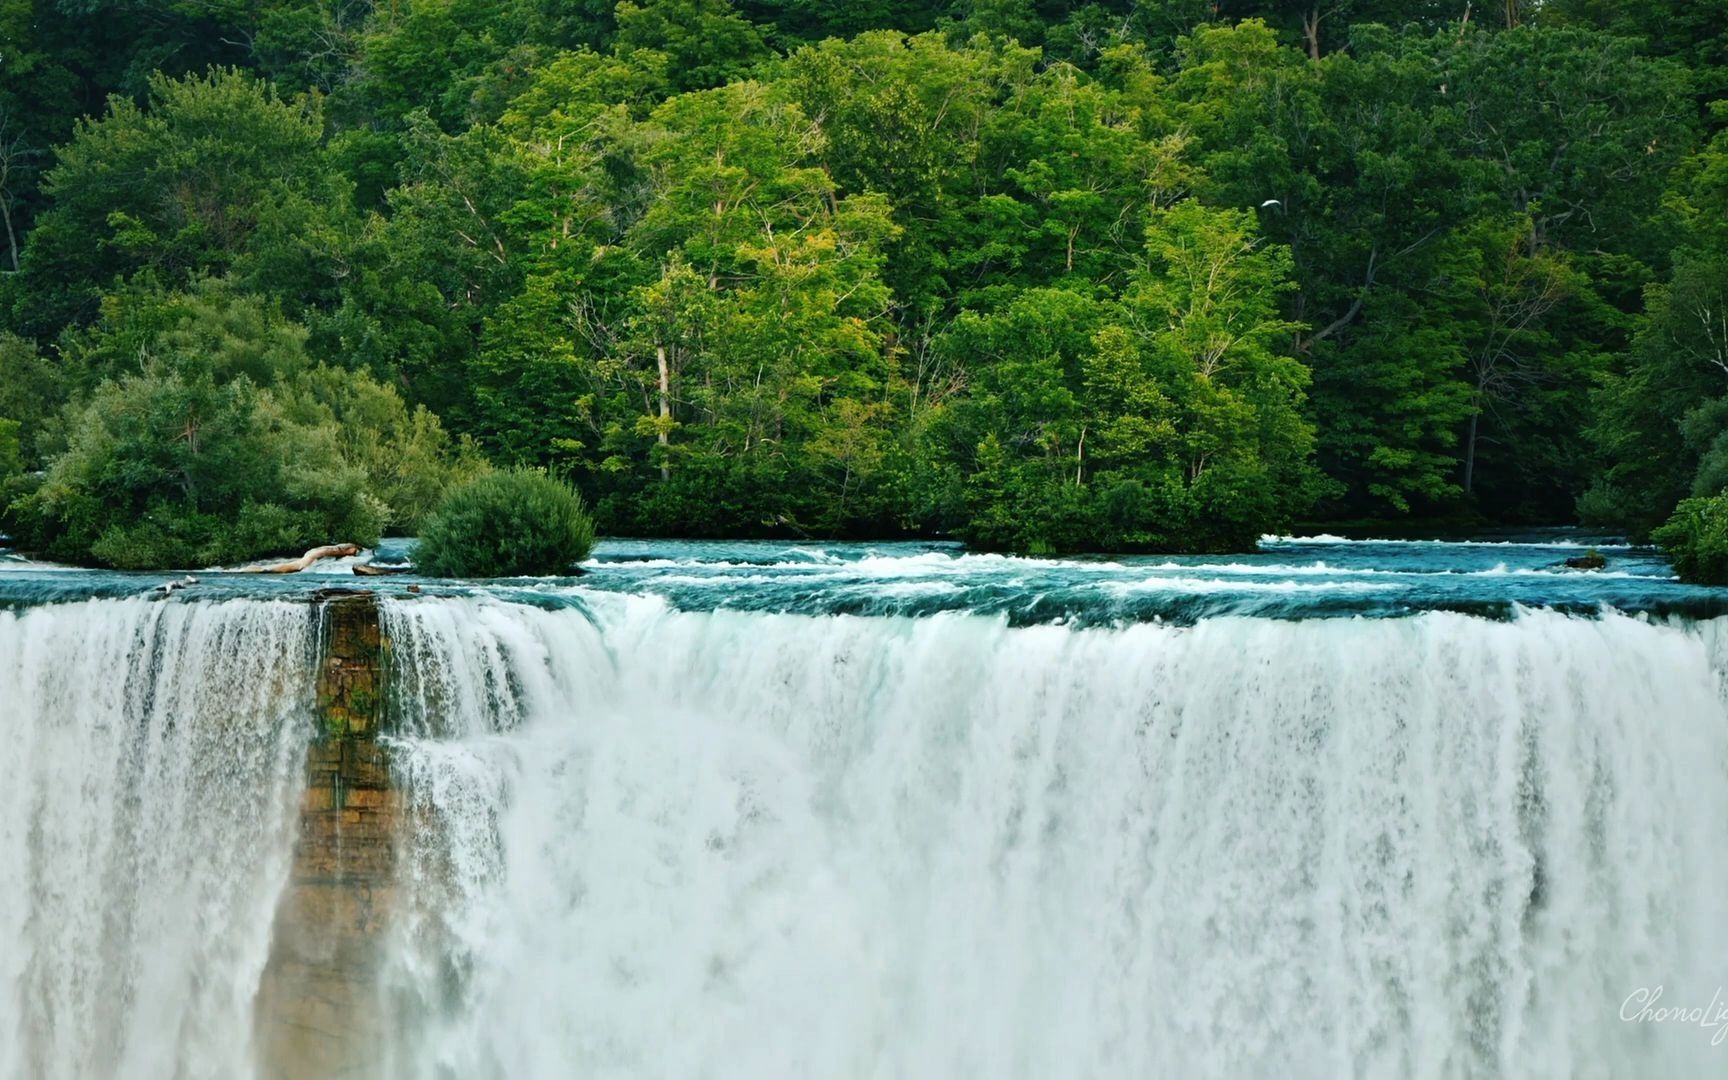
(11, 69, 348, 334)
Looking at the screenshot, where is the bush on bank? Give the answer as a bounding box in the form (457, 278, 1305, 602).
(4, 286, 486, 570)
(412, 469, 596, 577)
(1653, 494, 1728, 585)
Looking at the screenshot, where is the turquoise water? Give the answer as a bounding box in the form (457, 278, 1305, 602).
(1, 530, 1718, 623)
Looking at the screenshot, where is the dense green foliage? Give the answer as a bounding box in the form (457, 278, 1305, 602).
(1653, 496, 1728, 586)
(1, 0, 1725, 567)
(413, 469, 596, 576)
(3, 285, 484, 568)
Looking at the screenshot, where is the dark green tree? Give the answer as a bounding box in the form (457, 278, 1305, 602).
(12, 68, 348, 334)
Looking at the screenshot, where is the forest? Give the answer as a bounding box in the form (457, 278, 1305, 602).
(1, 0, 1726, 570)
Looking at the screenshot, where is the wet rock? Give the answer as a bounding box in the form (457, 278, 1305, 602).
(257, 592, 401, 1079)
(1563, 550, 1608, 571)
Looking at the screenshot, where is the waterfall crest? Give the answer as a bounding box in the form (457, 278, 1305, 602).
(0, 599, 316, 1079)
(381, 595, 1728, 1079)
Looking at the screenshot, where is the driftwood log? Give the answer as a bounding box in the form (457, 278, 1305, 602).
(352, 562, 411, 576)
(244, 543, 361, 574)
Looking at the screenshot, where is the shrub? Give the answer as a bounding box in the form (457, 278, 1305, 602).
(0, 420, 20, 483)
(412, 470, 595, 577)
(1653, 494, 1728, 585)
(8, 285, 482, 568)
(13, 363, 389, 568)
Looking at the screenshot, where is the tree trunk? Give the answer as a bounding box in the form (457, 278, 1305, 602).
(1303, 7, 1322, 61)
(1463, 403, 1481, 497)
(1296, 247, 1377, 353)
(352, 562, 410, 576)
(0, 129, 19, 273)
(656, 342, 672, 482)
(246, 544, 362, 574)
(1, 200, 16, 273)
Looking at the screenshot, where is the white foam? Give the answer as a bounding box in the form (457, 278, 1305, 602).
(377, 596, 1728, 1078)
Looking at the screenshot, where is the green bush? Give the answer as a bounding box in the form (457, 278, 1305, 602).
(13, 363, 389, 568)
(412, 470, 595, 577)
(0, 419, 20, 483)
(1653, 494, 1728, 585)
(7, 285, 483, 569)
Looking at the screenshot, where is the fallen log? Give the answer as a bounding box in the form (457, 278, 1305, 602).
(244, 543, 361, 574)
(352, 561, 411, 576)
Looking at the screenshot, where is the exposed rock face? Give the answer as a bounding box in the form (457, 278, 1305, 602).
(256, 593, 400, 1079)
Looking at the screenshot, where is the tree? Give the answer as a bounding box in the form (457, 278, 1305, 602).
(2, 0, 1722, 549)
(780, 31, 1013, 311)
(0, 112, 37, 272)
(1214, 1, 1469, 60)
(1441, 218, 1580, 498)
(1585, 251, 1728, 533)
(930, 203, 1321, 553)
(1541, 0, 1728, 126)
(737, 0, 950, 42)
(1291, 27, 1481, 513)
(613, 0, 768, 91)
(1439, 25, 1693, 262)
(15, 363, 380, 568)
(0, 332, 66, 469)
(1653, 494, 1728, 584)
(1114, 201, 1322, 546)
(1582, 113, 1728, 533)
(10, 285, 482, 567)
(933, 287, 1101, 550)
(13, 68, 347, 333)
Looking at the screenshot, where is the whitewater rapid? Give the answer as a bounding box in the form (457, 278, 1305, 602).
(4, 584, 1728, 1077)
(0, 599, 315, 1078)
(378, 594, 1728, 1078)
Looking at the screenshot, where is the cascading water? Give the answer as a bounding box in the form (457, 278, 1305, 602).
(5, 536, 1728, 1078)
(0, 598, 317, 1079)
(379, 593, 1728, 1079)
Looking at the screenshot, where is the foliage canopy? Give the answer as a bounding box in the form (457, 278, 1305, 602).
(1, 0, 1724, 571)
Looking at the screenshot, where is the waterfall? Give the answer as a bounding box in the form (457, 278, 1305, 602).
(379, 594, 1728, 1078)
(5, 590, 1728, 1077)
(0, 598, 316, 1079)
